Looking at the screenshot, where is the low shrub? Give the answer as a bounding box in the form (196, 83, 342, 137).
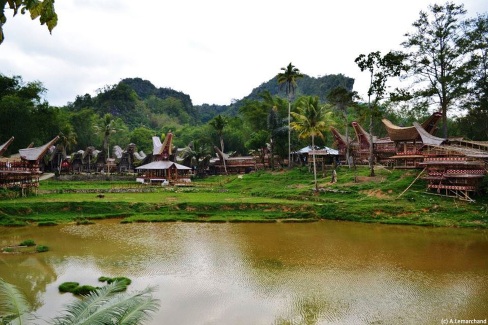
(76, 219, 95, 225)
(38, 221, 58, 226)
(73, 285, 98, 296)
(36, 245, 49, 252)
(59, 282, 80, 293)
(19, 239, 35, 247)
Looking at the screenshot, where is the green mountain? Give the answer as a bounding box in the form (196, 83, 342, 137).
(195, 73, 354, 122)
(67, 74, 354, 127)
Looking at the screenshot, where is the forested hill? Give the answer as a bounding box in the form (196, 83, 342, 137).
(67, 77, 198, 129)
(195, 73, 354, 122)
(67, 74, 354, 127)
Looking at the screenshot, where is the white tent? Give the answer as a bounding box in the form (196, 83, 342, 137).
(296, 146, 338, 155)
(136, 161, 191, 171)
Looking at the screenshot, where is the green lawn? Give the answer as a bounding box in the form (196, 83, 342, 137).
(1, 166, 487, 228)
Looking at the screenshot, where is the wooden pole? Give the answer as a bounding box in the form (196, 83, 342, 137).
(397, 167, 426, 199)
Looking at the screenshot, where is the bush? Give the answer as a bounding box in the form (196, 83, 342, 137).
(59, 282, 80, 293)
(19, 239, 35, 247)
(38, 221, 58, 226)
(73, 285, 98, 296)
(98, 276, 132, 292)
(36, 245, 49, 252)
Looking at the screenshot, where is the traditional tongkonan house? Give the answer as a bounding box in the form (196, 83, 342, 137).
(330, 126, 359, 165)
(210, 146, 260, 174)
(351, 121, 396, 165)
(0, 136, 58, 195)
(383, 112, 442, 169)
(135, 132, 192, 184)
(416, 125, 488, 202)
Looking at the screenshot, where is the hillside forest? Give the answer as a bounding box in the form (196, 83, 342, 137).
(0, 3, 486, 165)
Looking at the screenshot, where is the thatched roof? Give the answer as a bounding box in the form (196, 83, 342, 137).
(330, 127, 349, 146)
(152, 133, 173, 157)
(413, 122, 447, 146)
(0, 136, 14, 157)
(19, 136, 59, 162)
(382, 112, 442, 142)
(352, 122, 391, 146)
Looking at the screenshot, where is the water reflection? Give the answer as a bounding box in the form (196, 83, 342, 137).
(0, 221, 487, 324)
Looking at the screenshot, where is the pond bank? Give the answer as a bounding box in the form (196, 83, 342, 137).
(1, 167, 487, 228)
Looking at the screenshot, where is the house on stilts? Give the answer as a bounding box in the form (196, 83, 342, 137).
(136, 132, 192, 185)
(415, 124, 488, 201)
(0, 136, 59, 196)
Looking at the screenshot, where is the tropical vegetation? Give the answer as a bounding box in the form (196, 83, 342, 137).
(0, 166, 487, 228)
(0, 2, 486, 165)
(0, 278, 159, 325)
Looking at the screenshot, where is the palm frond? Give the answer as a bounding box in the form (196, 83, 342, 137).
(0, 278, 31, 325)
(118, 289, 160, 325)
(52, 282, 159, 325)
(52, 281, 126, 325)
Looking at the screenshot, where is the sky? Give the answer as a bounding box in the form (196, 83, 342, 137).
(1, 0, 487, 107)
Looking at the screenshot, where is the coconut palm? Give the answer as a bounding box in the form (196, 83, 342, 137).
(179, 140, 211, 176)
(58, 125, 77, 159)
(209, 115, 228, 174)
(94, 113, 117, 159)
(291, 96, 334, 192)
(56, 125, 77, 172)
(277, 62, 303, 167)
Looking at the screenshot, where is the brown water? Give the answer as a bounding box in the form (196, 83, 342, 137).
(1, 220, 487, 325)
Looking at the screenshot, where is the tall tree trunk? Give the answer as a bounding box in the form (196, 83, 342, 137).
(288, 100, 292, 168)
(220, 137, 227, 175)
(442, 106, 448, 138)
(345, 125, 351, 168)
(312, 135, 318, 192)
(270, 138, 274, 170)
(369, 111, 375, 177)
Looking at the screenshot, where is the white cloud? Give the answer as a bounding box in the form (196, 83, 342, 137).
(1, 0, 486, 106)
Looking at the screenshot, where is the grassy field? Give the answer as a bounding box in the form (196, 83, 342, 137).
(1, 166, 487, 228)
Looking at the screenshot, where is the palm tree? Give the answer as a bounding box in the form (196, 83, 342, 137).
(291, 96, 334, 192)
(179, 140, 211, 176)
(94, 114, 117, 159)
(57, 125, 77, 172)
(277, 62, 303, 167)
(0, 278, 160, 325)
(209, 115, 228, 174)
(326, 86, 358, 167)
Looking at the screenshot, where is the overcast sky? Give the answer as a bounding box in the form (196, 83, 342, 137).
(1, 0, 487, 107)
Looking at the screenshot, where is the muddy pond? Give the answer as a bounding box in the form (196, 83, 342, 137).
(1, 220, 487, 324)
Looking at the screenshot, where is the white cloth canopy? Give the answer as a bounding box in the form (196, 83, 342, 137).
(136, 161, 191, 170)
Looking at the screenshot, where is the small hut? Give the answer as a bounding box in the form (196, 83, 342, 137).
(135, 132, 192, 184)
(135, 161, 191, 184)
